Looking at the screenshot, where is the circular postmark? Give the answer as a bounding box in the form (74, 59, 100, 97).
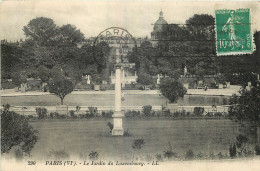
(94, 27, 137, 64)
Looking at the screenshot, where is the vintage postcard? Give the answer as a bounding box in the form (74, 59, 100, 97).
(1, 0, 260, 171)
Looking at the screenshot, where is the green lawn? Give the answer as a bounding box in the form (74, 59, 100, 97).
(28, 118, 245, 161)
(1, 94, 229, 106)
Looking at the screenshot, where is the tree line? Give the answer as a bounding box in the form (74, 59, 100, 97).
(1, 15, 260, 87)
(1, 17, 111, 85)
(127, 14, 260, 85)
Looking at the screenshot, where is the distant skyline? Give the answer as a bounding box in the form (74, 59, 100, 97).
(0, 1, 260, 41)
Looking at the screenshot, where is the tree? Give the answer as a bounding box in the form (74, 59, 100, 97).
(137, 73, 154, 85)
(37, 66, 51, 83)
(23, 17, 58, 47)
(1, 104, 38, 155)
(11, 71, 28, 87)
(127, 41, 158, 75)
(22, 17, 86, 84)
(186, 14, 215, 41)
(159, 77, 187, 103)
(49, 77, 74, 105)
(1, 44, 24, 79)
(195, 61, 206, 80)
(229, 84, 260, 143)
(93, 42, 111, 74)
(58, 24, 85, 47)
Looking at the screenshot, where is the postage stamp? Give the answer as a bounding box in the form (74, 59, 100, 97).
(215, 9, 254, 56)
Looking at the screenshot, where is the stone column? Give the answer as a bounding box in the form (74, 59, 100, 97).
(112, 64, 124, 136)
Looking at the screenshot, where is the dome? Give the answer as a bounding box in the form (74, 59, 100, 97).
(153, 10, 168, 32)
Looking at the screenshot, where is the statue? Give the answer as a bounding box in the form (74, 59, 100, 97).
(184, 66, 187, 74)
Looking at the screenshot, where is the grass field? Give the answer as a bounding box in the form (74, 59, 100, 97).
(1, 94, 229, 106)
(27, 118, 245, 161)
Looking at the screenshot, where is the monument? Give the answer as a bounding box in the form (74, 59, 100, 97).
(111, 49, 124, 135)
(112, 65, 124, 135)
(94, 27, 137, 136)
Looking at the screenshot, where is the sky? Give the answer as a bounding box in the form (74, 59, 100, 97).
(0, 1, 260, 41)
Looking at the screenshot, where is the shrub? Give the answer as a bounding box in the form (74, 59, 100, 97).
(107, 122, 113, 133)
(124, 111, 133, 118)
(59, 114, 68, 119)
(229, 143, 237, 158)
(193, 107, 204, 116)
(87, 106, 98, 118)
(4, 104, 10, 111)
(163, 109, 171, 117)
(28, 81, 41, 91)
(154, 111, 162, 117)
(245, 150, 254, 157)
(132, 139, 145, 150)
(78, 114, 86, 119)
(36, 107, 47, 119)
(1, 105, 38, 155)
(235, 134, 248, 156)
(123, 129, 131, 137)
(43, 86, 48, 92)
(173, 111, 186, 117)
(89, 151, 99, 160)
(228, 86, 260, 136)
(15, 148, 24, 160)
(217, 152, 224, 159)
(69, 110, 75, 118)
(215, 112, 223, 118)
(102, 111, 113, 118)
(163, 142, 177, 159)
(255, 144, 260, 155)
(186, 111, 191, 117)
(49, 112, 54, 119)
(185, 149, 194, 160)
(50, 112, 59, 119)
(142, 105, 153, 117)
(76, 105, 81, 112)
(163, 151, 177, 159)
(196, 152, 204, 159)
(100, 85, 106, 91)
(210, 152, 215, 159)
(49, 149, 70, 159)
(179, 110, 186, 117)
(26, 115, 36, 120)
(155, 154, 163, 161)
(206, 112, 214, 117)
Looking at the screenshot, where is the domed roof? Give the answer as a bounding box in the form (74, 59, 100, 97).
(153, 10, 168, 32)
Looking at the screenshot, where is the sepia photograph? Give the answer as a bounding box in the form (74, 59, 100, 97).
(1, 0, 260, 170)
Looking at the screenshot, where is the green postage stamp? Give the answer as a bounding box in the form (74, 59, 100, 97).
(215, 9, 254, 56)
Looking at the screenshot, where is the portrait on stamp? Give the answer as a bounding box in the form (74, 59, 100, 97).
(215, 9, 254, 55)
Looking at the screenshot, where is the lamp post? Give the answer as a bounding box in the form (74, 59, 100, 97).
(112, 49, 124, 136)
